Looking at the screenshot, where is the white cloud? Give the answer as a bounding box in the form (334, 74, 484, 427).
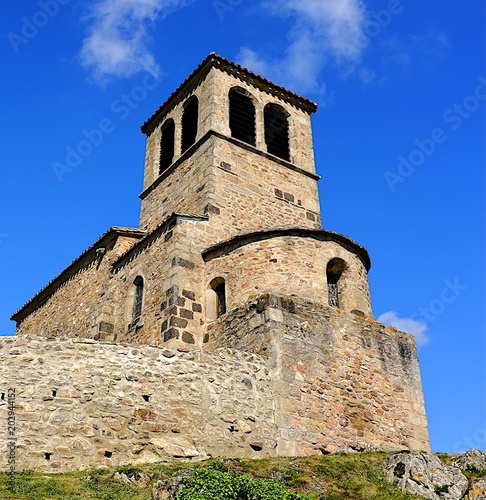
(238, 0, 368, 94)
(377, 311, 430, 347)
(80, 0, 194, 83)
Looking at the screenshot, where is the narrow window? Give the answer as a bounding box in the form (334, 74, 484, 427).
(159, 119, 175, 173)
(229, 88, 256, 146)
(132, 276, 144, 324)
(264, 104, 290, 161)
(327, 259, 346, 308)
(181, 96, 198, 153)
(210, 277, 226, 318)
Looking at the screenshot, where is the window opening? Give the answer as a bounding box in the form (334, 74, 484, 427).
(181, 96, 198, 153)
(229, 89, 256, 146)
(210, 277, 226, 317)
(327, 275, 339, 308)
(264, 104, 290, 161)
(327, 259, 346, 308)
(159, 119, 175, 173)
(132, 276, 144, 325)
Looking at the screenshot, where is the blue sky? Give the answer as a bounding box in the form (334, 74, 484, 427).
(1, 0, 484, 454)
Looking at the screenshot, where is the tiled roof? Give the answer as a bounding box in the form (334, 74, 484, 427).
(141, 52, 318, 135)
(11, 226, 147, 322)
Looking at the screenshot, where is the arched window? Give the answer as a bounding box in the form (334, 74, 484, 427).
(132, 276, 144, 324)
(181, 96, 199, 153)
(207, 277, 226, 321)
(264, 104, 290, 161)
(229, 88, 256, 146)
(159, 119, 175, 173)
(326, 259, 346, 308)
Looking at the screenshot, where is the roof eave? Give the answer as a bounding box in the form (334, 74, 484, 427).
(140, 52, 318, 136)
(11, 226, 147, 323)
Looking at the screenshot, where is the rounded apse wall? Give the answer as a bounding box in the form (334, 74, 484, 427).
(203, 230, 372, 318)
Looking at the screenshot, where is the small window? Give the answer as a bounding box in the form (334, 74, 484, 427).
(159, 119, 175, 173)
(132, 276, 144, 324)
(326, 259, 346, 308)
(181, 96, 199, 153)
(229, 88, 256, 146)
(210, 277, 226, 318)
(264, 104, 290, 161)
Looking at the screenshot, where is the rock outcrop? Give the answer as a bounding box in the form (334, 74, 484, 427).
(385, 451, 469, 500)
(452, 449, 486, 472)
(468, 478, 486, 500)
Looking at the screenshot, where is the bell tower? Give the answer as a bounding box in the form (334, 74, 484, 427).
(138, 53, 322, 242)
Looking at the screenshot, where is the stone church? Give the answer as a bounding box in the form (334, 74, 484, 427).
(4, 53, 429, 471)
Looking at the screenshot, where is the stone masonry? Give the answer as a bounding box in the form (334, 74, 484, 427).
(3, 53, 430, 471)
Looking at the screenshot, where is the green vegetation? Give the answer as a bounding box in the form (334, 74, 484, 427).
(175, 462, 309, 500)
(0, 452, 433, 500)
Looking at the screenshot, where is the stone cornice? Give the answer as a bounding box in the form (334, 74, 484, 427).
(139, 130, 321, 200)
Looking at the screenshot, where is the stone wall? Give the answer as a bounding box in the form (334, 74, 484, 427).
(208, 294, 429, 455)
(13, 232, 143, 340)
(1, 295, 429, 472)
(0, 336, 274, 472)
(204, 232, 372, 316)
(14, 219, 373, 348)
(139, 134, 321, 237)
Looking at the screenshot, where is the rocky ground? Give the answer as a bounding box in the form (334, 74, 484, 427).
(0, 449, 484, 499)
(385, 449, 486, 500)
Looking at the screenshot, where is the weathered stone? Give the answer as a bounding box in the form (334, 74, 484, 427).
(169, 317, 188, 329)
(385, 451, 468, 500)
(452, 449, 486, 472)
(182, 290, 196, 301)
(180, 309, 194, 320)
(168, 295, 185, 307)
(468, 479, 486, 500)
(181, 332, 195, 344)
(171, 257, 195, 270)
(150, 474, 192, 500)
(164, 328, 179, 342)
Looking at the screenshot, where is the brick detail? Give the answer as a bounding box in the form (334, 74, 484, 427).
(182, 289, 196, 301)
(180, 309, 194, 320)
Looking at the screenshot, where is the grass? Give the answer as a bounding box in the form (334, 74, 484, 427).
(0, 452, 446, 500)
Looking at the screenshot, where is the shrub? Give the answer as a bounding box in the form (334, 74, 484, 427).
(175, 465, 311, 500)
